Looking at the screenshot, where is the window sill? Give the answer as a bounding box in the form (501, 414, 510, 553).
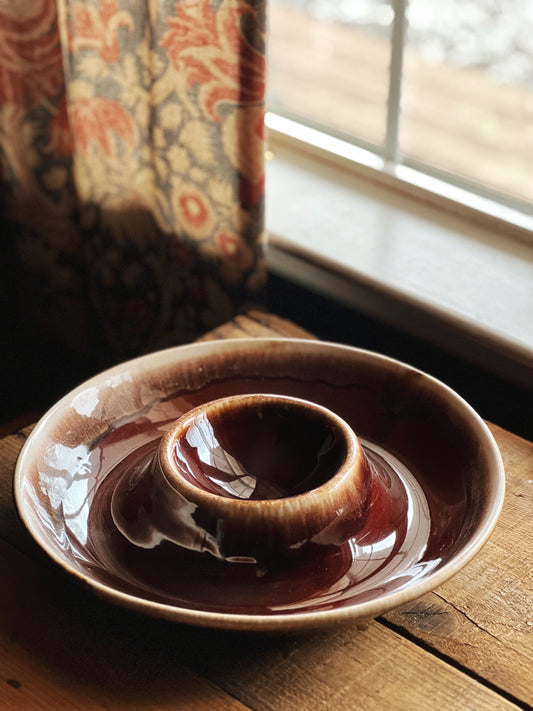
(265, 137, 533, 389)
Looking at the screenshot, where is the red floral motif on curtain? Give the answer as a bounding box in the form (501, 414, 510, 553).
(161, 0, 265, 120)
(69, 96, 136, 156)
(70, 0, 134, 61)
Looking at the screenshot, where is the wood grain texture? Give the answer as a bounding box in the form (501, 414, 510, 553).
(195, 310, 316, 341)
(1, 312, 530, 710)
(191, 621, 520, 711)
(0, 540, 252, 711)
(0, 428, 36, 557)
(385, 423, 533, 706)
(0, 539, 520, 711)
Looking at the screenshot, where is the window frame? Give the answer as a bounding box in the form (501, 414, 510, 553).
(266, 0, 533, 247)
(266, 112, 533, 246)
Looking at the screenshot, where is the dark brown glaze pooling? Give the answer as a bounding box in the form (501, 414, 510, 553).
(81, 410, 430, 615)
(85, 434, 426, 613)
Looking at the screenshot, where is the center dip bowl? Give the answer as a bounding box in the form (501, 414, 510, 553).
(111, 393, 370, 569)
(14, 338, 505, 632)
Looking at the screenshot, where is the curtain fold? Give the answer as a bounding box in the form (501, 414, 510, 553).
(1, 0, 266, 372)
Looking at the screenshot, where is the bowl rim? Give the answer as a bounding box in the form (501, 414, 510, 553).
(159, 392, 362, 506)
(13, 337, 506, 632)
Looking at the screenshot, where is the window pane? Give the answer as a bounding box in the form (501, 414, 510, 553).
(401, 0, 533, 206)
(267, 1, 393, 149)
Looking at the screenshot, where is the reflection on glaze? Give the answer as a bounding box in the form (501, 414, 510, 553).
(181, 411, 259, 499)
(302, 443, 433, 609)
(38, 442, 96, 545)
(71, 387, 100, 418)
(111, 448, 223, 558)
(178, 411, 268, 500)
(34, 409, 435, 613)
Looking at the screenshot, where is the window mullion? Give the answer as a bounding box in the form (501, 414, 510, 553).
(384, 0, 408, 165)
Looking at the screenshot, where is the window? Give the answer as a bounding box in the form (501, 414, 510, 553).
(267, 0, 533, 239)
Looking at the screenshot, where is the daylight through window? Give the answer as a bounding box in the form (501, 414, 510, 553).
(267, 0, 533, 214)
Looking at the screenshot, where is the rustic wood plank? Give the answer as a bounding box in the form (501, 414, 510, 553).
(0, 413, 40, 438)
(0, 427, 36, 557)
(196, 310, 316, 341)
(191, 620, 520, 711)
(385, 422, 533, 706)
(0, 539, 252, 711)
(0, 537, 520, 711)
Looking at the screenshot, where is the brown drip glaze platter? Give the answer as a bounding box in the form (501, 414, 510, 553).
(14, 338, 505, 632)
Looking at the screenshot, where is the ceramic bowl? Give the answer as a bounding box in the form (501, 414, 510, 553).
(14, 338, 505, 632)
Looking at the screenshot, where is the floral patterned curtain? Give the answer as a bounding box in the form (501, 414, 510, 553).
(0, 0, 266, 377)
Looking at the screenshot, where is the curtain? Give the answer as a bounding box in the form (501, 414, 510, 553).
(0, 0, 267, 383)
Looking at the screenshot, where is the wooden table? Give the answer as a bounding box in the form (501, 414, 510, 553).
(1, 312, 531, 710)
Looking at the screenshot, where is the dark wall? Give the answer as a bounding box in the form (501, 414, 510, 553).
(3, 268, 530, 441)
(267, 272, 533, 441)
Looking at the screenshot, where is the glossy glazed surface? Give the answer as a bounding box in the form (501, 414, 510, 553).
(92, 430, 429, 613)
(14, 339, 505, 630)
(111, 393, 370, 568)
(169, 394, 351, 501)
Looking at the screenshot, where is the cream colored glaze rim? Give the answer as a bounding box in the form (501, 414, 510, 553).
(14, 338, 506, 632)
